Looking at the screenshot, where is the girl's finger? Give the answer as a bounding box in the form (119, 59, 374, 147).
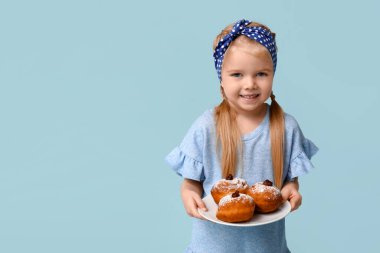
(191, 206, 207, 220)
(289, 198, 297, 211)
(187, 198, 207, 220)
(194, 196, 208, 211)
(289, 193, 302, 211)
(194, 209, 207, 220)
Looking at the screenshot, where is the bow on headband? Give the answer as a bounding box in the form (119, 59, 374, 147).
(213, 19, 277, 81)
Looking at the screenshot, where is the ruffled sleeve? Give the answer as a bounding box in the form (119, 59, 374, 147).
(285, 115, 319, 180)
(164, 113, 208, 182)
(165, 147, 205, 181)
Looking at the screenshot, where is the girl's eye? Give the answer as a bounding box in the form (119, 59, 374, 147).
(231, 73, 242, 77)
(257, 72, 267, 77)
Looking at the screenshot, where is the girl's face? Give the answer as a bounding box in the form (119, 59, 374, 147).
(221, 42, 274, 117)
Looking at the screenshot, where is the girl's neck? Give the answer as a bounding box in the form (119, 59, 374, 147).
(236, 104, 267, 135)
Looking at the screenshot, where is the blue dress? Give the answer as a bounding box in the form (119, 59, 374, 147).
(165, 103, 319, 253)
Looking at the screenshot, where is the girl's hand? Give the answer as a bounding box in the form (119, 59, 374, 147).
(281, 178, 302, 212)
(181, 179, 208, 220)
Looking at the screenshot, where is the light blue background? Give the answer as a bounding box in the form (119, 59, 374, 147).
(1, 0, 379, 252)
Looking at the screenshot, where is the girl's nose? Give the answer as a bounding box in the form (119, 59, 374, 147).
(244, 77, 257, 89)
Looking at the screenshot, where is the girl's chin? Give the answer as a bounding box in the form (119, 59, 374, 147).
(233, 104, 265, 115)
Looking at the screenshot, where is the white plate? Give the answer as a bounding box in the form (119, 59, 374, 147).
(198, 194, 291, 227)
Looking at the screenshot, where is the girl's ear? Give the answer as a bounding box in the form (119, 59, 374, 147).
(220, 85, 226, 99)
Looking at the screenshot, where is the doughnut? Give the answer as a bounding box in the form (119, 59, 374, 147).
(211, 174, 249, 204)
(246, 179, 283, 213)
(216, 190, 255, 223)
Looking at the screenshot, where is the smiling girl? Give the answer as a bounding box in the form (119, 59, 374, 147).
(165, 19, 319, 253)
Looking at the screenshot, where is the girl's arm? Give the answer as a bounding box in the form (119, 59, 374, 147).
(181, 178, 208, 220)
(281, 177, 302, 212)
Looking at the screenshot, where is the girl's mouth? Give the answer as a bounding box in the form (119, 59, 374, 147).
(240, 94, 259, 99)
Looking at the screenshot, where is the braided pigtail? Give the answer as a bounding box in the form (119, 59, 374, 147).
(214, 87, 242, 178)
(269, 92, 285, 188)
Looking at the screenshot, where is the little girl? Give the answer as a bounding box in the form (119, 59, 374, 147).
(165, 19, 318, 253)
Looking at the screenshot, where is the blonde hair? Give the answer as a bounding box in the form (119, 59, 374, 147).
(213, 21, 285, 188)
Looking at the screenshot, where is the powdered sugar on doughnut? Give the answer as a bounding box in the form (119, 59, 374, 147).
(213, 178, 249, 191)
(250, 182, 281, 200)
(219, 193, 254, 207)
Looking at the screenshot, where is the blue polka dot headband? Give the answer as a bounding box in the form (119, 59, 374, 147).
(213, 19, 277, 82)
